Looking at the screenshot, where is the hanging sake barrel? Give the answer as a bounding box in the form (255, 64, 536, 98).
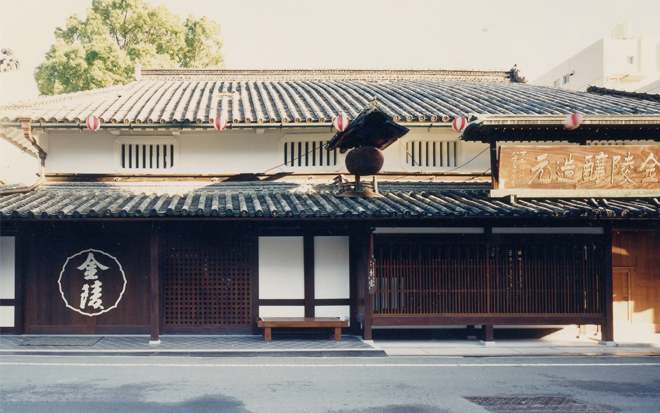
(345, 146, 384, 176)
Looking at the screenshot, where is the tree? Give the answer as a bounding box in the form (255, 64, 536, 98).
(35, 0, 224, 95)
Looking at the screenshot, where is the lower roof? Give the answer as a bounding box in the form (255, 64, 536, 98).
(0, 181, 658, 220)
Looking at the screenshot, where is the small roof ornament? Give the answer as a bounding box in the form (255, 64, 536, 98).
(326, 98, 409, 152)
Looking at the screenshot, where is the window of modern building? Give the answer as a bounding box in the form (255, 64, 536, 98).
(627, 56, 634, 64)
(563, 74, 571, 84)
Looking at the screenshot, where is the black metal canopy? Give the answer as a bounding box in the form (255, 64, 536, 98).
(326, 101, 410, 152)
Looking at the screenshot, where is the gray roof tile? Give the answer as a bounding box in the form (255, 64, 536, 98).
(4, 69, 660, 126)
(2, 182, 657, 220)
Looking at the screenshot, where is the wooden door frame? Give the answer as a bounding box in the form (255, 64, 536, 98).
(613, 266, 634, 324)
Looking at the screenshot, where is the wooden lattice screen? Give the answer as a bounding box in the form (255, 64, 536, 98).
(373, 237, 605, 316)
(162, 232, 253, 328)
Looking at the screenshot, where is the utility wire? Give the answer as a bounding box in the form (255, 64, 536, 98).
(444, 146, 489, 172)
(399, 140, 424, 172)
(262, 146, 321, 174)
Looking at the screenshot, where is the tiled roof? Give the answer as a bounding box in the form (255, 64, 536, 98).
(586, 86, 660, 103)
(2, 69, 660, 126)
(1, 182, 658, 219)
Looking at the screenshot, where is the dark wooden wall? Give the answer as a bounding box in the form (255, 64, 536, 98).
(21, 222, 151, 334)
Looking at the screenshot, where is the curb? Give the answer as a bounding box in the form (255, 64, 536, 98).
(0, 349, 388, 357)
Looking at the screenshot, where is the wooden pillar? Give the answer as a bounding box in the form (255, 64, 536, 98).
(483, 325, 494, 342)
(489, 140, 499, 189)
(149, 227, 160, 344)
(602, 227, 615, 342)
(13, 231, 25, 335)
(349, 233, 360, 336)
(304, 235, 315, 318)
(362, 230, 374, 341)
(250, 232, 260, 335)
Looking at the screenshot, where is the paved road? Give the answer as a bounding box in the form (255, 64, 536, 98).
(1, 355, 659, 412)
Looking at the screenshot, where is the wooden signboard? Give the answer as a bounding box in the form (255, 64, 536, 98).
(497, 145, 660, 196)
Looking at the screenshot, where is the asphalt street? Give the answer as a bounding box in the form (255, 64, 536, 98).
(1, 355, 659, 412)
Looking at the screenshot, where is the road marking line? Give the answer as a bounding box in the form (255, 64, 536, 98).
(1, 362, 659, 368)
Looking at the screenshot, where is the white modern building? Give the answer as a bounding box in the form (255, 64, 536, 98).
(533, 22, 660, 93)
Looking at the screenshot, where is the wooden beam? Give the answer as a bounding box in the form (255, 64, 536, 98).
(304, 235, 315, 318)
(490, 140, 499, 189)
(149, 227, 160, 344)
(371, 315, 606, 326)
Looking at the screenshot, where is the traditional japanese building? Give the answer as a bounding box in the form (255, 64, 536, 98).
(0, 68, 658, 343)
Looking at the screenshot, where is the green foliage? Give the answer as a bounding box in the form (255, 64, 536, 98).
(35, 0, 224, 95)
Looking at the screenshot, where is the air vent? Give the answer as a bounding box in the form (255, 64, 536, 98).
(120, 142, 177, 170)
(283, 140, 338, 168)
(589, 141, 624, 146)
(406, 140, 458, 168)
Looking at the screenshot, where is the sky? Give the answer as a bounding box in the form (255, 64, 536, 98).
(1, 0, 659, 103)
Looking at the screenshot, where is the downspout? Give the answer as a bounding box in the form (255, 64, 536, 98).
(0, 119, 48, 195)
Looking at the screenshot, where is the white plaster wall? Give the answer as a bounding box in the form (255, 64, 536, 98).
(0, 139, 40, 184)
(314, 236, 350, 299)
(0, 306, 14, 327)
(315, 305, 350, 325)
(43, 127, 489, 175)
(258, 306, 305, 317)
(0, 237, 15, 300)
(258, 236, 304, 299)
(47, 131, 117, 174)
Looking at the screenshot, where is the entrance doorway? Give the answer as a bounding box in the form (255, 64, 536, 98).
(161, 229, 255, 334)
(613, 267, 632, 326)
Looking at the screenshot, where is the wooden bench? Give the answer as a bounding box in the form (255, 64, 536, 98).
(257, 317, 348, 342)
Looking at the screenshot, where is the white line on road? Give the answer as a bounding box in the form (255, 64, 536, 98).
(1, 362, 659, 368)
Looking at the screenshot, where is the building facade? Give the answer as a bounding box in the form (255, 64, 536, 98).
(533, 22, 660, 93)
(1, 68, 659, 342)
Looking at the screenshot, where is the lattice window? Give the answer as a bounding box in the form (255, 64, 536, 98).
(405, 140, 458, 168)
(282, 140, 338, 168)
(162, 233, 252, 327)
(373, 237, 604, 315)
(118, 141, 178, 171)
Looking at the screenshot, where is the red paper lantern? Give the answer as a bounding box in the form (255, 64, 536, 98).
(564, 113, 583, 130)
(86, 115, 101, 132)
(451, 116, 467, 132)
(333, 113, 349, 132)
(214, 115, 227, 131)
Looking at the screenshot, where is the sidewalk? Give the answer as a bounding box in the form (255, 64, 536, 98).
(1, 331, 659, 358)
(0, 334, 386, 357)
(371, 337, 660, 357)
(371, 328, 660, 357)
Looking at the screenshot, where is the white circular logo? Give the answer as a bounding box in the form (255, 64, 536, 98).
(58, 249, 127, 317)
